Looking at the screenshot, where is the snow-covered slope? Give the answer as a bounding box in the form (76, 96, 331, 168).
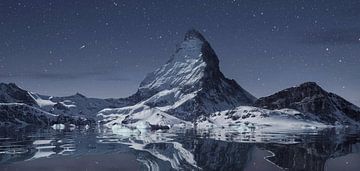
(255, 82, 360, 125)
(98, 103, 329, 133)
(195, 106, 328, 132)
(98, 103, 192, 129)
(102, 29, 256, 123)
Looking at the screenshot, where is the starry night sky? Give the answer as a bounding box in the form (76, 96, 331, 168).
(0, 0, 359, 105)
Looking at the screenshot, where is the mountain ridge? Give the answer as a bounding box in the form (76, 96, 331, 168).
(255, 82, 360, 124)
(0, 82, 126, 126)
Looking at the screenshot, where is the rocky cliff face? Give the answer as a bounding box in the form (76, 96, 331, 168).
(0, 83, 38, 106)
(255, 82, 360, 124)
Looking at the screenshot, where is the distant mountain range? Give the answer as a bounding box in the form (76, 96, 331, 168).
(0, 83, 128, 126)
(1, 29, 359, 129)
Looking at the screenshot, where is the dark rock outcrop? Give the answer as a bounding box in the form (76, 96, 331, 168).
(255, 82, 360, 124)
(0, 83, 37, 106)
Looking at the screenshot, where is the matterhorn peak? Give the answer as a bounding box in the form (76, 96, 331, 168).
(184, 29, 207, 42)
(173, 29, 220, 76)
(128, 29, 256, 120)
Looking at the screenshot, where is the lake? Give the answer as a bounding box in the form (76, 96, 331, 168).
(0, 126, 359, 171)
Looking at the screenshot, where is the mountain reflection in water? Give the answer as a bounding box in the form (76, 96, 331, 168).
(0, 126, 359, 171)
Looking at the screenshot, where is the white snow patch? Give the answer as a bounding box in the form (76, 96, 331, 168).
(51, 124, 65, 130)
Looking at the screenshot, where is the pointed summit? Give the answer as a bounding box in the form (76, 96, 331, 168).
(184, 29, 207, 42)
(169, 29, 218, 65)
(184, 29, 221, 73)
(128, 29, 256, 121)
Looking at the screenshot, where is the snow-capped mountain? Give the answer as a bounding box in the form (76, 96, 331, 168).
(0, 83, 126, 126)
(100, 29, 256, 125)
(255, 82, 360, 125)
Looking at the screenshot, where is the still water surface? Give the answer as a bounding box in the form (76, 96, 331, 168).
(0, 126, 359, 171)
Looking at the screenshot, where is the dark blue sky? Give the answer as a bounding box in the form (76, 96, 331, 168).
(0, 0, 359, 105)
